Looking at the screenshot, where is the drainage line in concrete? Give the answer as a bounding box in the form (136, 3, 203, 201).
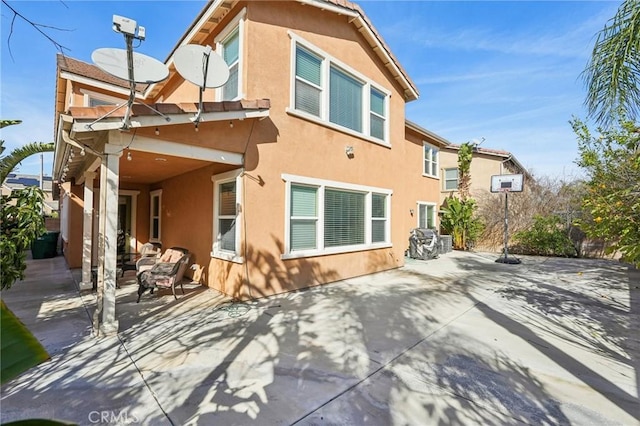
(116, 333, 176, 426)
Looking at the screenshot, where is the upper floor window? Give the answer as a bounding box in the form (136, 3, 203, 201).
(81, 89, 122, 107)
(289, 33, 390, 145)
(444, 168, 459, 190)
(216, 8, 245, 101)
(295, 47, 322, 117)
(369, 88, 386, 140)
(221, 29, 240, 100)
(423, 143, 439, 178)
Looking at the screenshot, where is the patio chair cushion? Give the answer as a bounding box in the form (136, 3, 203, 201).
(160, 248, 185, 264)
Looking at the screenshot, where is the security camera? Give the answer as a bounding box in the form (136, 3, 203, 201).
(112, 15, 137, 36)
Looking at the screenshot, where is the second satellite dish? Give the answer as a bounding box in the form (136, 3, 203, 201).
(92, 48, 169, 84)
(174, 44, 230, 89)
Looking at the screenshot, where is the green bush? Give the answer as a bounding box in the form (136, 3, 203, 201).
(512, 214, 578, 257)
(441, 196, 484, 250)
(1, 187, 46, 290)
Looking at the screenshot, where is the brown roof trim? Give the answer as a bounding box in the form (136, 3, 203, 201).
(68, 99, 270, 120)
(444, 143, 510, 157)
(161, 0, 419, 101)
(56, 54, 148, 92)
(405, 120, 452, 147)
(443, 143, 528, 176)
(321, 0, 419, 100)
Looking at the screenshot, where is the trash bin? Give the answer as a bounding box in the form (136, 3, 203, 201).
(31, 231, 59, 259)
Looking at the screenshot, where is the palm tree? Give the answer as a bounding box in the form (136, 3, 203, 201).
(1, 119, 55, 183)
(583, 0, 640, 127)
(0, 140, 54, 183)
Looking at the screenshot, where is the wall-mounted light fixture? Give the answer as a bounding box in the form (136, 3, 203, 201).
(345, 145, 354, 158)
(410, 209, 415, 216)
(229, 121, 234, 128)
(127, 151, 132, 161)
(80, 148, 86, 156)
(155, 127, 160, 136)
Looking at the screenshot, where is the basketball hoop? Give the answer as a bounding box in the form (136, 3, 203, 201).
(490, 174, 523, 265)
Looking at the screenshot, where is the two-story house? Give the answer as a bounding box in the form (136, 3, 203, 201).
(439, 144, 528, 205)
(52, 0, 450, 333)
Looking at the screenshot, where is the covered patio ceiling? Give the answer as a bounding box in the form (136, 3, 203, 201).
(53, 99, 270, 188)
(120, 150, 212, 185)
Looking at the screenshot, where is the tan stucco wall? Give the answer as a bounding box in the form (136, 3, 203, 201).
(439, 148, 510, 204)
(62, 183, 85, 268)
(60, 1, 445, 300)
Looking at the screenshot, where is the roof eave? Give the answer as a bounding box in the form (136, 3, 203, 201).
(405, 120, 452, 147)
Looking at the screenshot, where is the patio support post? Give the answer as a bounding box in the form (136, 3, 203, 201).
(95, 146, 122, 336)
(79, 171, 97, 291)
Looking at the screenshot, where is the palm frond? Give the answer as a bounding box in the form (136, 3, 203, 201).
(583, 0, 640, 127)
(0, 142, 54, 183)
(0, 119, 22, 129)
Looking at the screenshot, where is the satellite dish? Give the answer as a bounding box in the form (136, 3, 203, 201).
(92, 47, 169, 84)
(174, 44, 229, 89)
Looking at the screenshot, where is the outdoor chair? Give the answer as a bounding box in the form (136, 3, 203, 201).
(119, 242, 161, 277)
(136, 247, 191, 303)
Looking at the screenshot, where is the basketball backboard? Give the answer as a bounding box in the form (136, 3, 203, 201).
(490, 174, 524, 193)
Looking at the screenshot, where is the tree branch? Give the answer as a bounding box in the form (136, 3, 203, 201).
(1, 0, 73, 60)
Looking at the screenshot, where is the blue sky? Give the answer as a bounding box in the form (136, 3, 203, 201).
(1, 1, 620, 179)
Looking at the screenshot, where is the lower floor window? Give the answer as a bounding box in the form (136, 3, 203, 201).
(212, 169, 243, 263)
(418, 202, 436, 229)
(324, 189, 365, 247)
(284, 174, 391, 257)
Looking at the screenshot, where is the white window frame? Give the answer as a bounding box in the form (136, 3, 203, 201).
(417, 201, 437, 230)
(80, 89, 122, 107)
(443, 168, 459, 191)
(215, 8, 246, 101)
(287, 32, 391, 147)
(282, 174, 392, 259)
(371, 192, 388, 244)
(149, 189, 162, 243)
(423, 142, 439, 178)
(60, 193, 70, 242)
(211, 169, 244, 263)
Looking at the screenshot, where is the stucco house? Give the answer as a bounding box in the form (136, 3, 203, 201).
(2, 173, 59, 216)
(438, 144, 528, 205)
(52, 0, 452, 333)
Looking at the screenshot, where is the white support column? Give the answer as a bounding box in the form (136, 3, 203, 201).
(96, 146, 122, 336)
(79, 171, 96, 291)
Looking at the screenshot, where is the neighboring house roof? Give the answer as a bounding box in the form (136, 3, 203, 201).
(443, 143, 529, 177)
(4, 174, 54, 191)
(3, 174, 59, 213)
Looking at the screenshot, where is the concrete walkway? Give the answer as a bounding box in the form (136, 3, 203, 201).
(1, 251, 638, 425)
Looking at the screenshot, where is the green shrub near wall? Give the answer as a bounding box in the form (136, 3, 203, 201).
(512, 215, 579, 257)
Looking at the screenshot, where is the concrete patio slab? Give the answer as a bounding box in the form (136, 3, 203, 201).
(1, 251, 638, 425)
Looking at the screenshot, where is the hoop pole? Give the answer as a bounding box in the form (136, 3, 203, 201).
(504, 192, 509, 259)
